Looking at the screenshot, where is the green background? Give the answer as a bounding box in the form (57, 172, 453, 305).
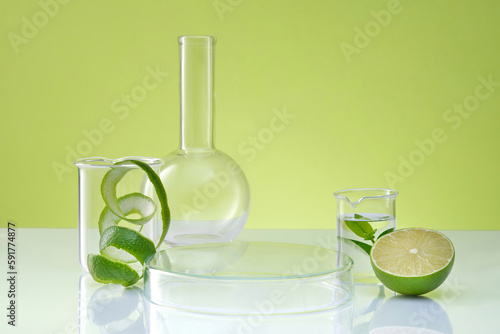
(1, 0, 499, 230)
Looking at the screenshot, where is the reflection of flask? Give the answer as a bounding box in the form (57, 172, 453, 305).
(159, 36, 251, 246)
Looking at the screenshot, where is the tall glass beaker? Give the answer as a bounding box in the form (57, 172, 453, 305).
(75, 157, 164, 272)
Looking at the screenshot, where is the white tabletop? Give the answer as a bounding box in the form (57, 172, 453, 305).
(1, 229, 498, 333)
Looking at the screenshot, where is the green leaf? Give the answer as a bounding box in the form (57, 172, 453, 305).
(344, 219, 374, 239)
(364, 229, 378, 242)
(341, 237, 372, 255)
(354, 213, 372, 220)
(377, 227, 395, 240)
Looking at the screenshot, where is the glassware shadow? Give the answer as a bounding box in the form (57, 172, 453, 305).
(79, 273, 355, 334)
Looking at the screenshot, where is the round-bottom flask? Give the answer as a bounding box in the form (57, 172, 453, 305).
(158, 36, 251, 246)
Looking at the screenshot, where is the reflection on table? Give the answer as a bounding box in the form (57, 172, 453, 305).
(79, 274, 452, 334)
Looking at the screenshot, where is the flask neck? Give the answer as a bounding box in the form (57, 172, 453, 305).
(179, 36, 216, 151)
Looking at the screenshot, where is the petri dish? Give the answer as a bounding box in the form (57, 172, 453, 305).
(144, 242, 354, 315)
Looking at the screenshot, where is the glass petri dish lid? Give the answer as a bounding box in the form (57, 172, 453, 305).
(144, 242, 354, 315)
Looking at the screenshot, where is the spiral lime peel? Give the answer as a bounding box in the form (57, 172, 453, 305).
(98, 193, 156, 234)
(87, 159, 170, 287)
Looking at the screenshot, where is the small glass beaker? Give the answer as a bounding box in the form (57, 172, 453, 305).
(334, 188, 398, 284)
(75, 157, 164, 272)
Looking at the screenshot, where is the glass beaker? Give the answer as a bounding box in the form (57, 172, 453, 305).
(75, 157, 164, 272)
(334, 188, 398, 284)
(158, 36, 251, 246)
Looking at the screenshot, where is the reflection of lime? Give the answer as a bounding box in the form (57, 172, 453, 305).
(87, 284, 146, 333)
(370, 228, 454, 295)
(88, 285, 139, 326)
(369, 295, 452, 334)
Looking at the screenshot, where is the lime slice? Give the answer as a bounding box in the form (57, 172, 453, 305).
(88, 254, 140, 287)
(98, 193, 156, 234)
(370, 228, 455, 295)
(100, 226, 156, 264)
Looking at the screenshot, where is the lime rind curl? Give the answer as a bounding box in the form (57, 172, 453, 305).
(98, 193, 156, 234)
(100, 226, 156, 265)
(125, 159, 170, 249)
(101, 167, 156, 226)
(88, 254, 140, 287)
(87, 159, 171, 287)
(100, 160, 170, 249)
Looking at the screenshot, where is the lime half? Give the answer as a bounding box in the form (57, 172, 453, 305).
(370, 228, 455, 295)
